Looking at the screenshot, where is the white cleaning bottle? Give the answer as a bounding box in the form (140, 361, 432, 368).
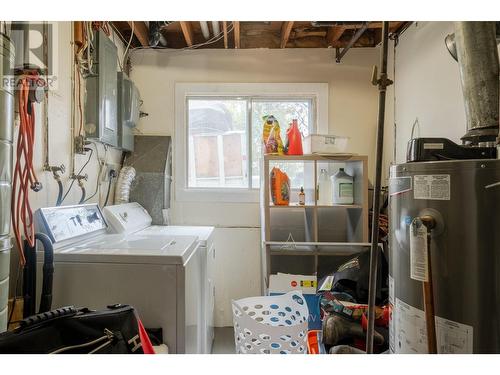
(317, 168, 331, 205)
(331, 168, 354, 205)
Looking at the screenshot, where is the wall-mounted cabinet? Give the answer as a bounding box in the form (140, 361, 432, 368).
(84, 30, 118, 147)
(117, 72, 140, 152)
(260, 154, 369, 291)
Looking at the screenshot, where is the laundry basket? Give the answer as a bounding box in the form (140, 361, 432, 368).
(232, 291, 309, 354)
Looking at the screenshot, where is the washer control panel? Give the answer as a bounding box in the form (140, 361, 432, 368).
(36, 204, 107, 243)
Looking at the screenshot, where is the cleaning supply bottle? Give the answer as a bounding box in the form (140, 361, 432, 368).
(299, 187, 305, 205)
(317, 168, 331, 205)
(285, 119, 303, 155)
(331, 168, 354, 205)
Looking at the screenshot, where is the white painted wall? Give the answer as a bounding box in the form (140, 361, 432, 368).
(384, 22, 469, 167)
(9, 22, 124, 279)
(130, 47, 380, 326)
(32, 23, 124, 208)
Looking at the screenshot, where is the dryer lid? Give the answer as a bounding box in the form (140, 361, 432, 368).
(138, 225, 214, 248)
(55, 234, 199, 265)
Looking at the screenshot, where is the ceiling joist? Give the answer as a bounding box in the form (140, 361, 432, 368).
(280, 21, 294, 48)
(111, 21, 412, 50)
(233, 21, 240, 49)
(223, 21, 228, 48)
(127, 21, 149, 47)
(179, 21, 194, 47)
(326, 26, 346, 47)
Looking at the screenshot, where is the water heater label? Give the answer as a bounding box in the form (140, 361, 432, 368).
(414, 174, 451, 200)
(410, 219, 429, 282)
(435, 316, 473, 354)
(394, 298, 473, 354)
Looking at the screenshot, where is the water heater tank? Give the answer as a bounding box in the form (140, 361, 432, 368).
(388, 159, 500, 353)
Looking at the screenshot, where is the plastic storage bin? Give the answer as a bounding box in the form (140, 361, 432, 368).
(232, 291, 309, 354)
(303, 134, 349, 155)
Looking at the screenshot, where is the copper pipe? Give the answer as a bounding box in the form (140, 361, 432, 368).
(74, 21, 84, 52)
(420, 215, 437, 353)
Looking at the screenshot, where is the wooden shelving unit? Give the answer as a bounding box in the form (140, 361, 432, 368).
(260, 154, 370, 291)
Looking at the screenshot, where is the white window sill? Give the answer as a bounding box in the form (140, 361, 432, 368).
(175, 188, 260, 203)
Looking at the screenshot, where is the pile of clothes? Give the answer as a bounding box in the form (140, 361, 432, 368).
(316, 250, 389, 354)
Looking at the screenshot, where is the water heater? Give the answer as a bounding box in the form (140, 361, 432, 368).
(389, 21, 500, 354)
(389, 159, 500, 353)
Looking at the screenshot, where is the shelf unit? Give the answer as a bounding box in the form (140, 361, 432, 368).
(260, 154, 369, 291)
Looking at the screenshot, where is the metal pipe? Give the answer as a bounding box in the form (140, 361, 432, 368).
(0, 33, 15, 333)
(42, 21, 49, 169)
(200, 21, 210, 40)
(335, 22, 369, 63)
(454, 22, 499, 144)
(420, 216, 437, 354)
(211, 21, 220, 36)
(365, 21, 392, 354)
(70, 22, 76, 175)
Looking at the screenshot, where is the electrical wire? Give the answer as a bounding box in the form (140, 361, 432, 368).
(103, 177, 113, 207)
(122, 21, 134, 71)
(83, 141, 107, 204)
(131, 22, 234, 53)
(11, 74, 43, 266)
(60, 147, 94, 204)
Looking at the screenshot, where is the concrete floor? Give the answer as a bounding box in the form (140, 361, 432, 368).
(211, 327, 236, 354)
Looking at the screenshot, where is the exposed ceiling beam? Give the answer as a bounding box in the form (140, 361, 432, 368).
(280, 21, 294, 48)
(127, 21, 149, 47)
(233, 21, 240, 48)
(326, 26, 345, 47)
(389, 21, 404, 33)
(179, 21, 194, 47)
(223, 21, 228, 49)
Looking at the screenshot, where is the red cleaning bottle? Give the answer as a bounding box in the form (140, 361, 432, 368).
(286, 119, 303, 155)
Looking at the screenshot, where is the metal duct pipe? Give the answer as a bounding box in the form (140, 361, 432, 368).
(0, 33, 15, 333)
(454, 22, 499, 144)
(211, 21, 220, 36)
(200, 21, 210, 40)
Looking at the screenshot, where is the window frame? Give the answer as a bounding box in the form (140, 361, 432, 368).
(175, 83, 329, 203)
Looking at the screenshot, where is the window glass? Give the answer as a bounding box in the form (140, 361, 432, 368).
(188, 99, 248, 188)
(251, 100, 312, 188)
(187, 97, 313, 190)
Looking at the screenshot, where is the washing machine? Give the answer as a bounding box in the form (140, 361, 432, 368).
(34, 203, 203, 353)
(103, 202, 216, 354)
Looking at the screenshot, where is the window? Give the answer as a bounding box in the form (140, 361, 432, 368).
(176, 83, 328, 202)
(188, 99, 249, 188)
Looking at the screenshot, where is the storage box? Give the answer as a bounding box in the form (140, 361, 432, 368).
(269, 273, 317, 295)
(303, 134, 349, 155)
(269, 273, 321, 330)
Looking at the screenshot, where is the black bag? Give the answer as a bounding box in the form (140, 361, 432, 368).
(317, 249, 388, 304)
(0, 304, 147, 354)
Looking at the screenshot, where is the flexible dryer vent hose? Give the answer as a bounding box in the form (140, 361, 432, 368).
(114, 166, 136, 205)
